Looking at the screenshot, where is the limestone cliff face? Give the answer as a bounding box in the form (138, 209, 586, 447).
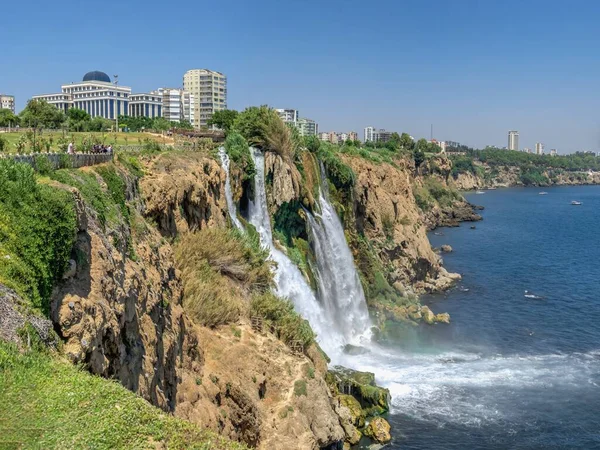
(140, 153, 229, 237)
(342, 155, 458, 294)
(50, 156, 345, 449)
(264, 151, 303, 211)
(51, 180, 201, 412)
(450, 163, 600, 189)
(452, 171, 484, 190)
(176, 326, 344, 450)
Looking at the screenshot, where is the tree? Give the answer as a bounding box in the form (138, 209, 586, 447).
(153, 117, 171, 132)
(399, 133, 414, 151)
(67, 108, 91, 132)
(303, 135, 320, 153)
(231, 106, 273, 144)
(415, 138, 429, 153)
(174, 120, 193, 130)
(19, 99, 65, 129)
(89, 116, 113, 132)
(413, 148, 425, 167)
(208, 109, 239, 133)
(0, 109, 19, 127)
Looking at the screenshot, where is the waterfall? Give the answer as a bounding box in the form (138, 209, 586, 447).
(306, 162, 372, 345)
(247, 148, 345, 355)
(218, 147, 243, 231)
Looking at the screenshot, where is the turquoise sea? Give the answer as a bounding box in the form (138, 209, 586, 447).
(371, 186, 600, 449)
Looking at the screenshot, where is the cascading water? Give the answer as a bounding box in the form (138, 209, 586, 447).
(218, 147, 243, 231)
(306, 162, 372, 345)
(247, 148, 344, 355)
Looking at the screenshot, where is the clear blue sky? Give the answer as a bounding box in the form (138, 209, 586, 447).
(2, 0, 600, 152)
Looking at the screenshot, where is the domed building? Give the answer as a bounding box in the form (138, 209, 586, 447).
(82, 71, 111, 83)
(31, 71, 163, 122)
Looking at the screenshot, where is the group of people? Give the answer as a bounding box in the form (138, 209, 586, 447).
(66, 142, 113, 154)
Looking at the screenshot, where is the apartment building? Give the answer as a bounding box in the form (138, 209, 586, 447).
(0, 94, 15, 113)
(183, 69, 227, 129)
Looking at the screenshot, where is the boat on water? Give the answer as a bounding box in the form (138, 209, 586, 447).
(476, 190, 486, 194)
(486, 187, 497, 190)
(539, 192, 548, 195)
(571, 201, 582, 205)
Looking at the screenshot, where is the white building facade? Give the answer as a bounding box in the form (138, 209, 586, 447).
(297, 118, 318, 136)
(364, 126, 375, 142)
(153, 88, 195, 126)
(275, 109, 299, 126)
(183, 69, 227, 129)
(129, 93, 163, 119)
(508, 130, 519, 151)
(0, 94, 15, 113)
(32, 71, 131, 119)
(535, 142, 544, 155)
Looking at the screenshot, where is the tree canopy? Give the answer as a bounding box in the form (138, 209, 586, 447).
(207, 109, 239, 133)
(0, 109, 19, 127)
(19, 99, 65, 129)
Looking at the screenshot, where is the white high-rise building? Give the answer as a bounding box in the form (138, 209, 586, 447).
(508, 130, 519, 151)
(183, 69, 227, 129)
(152, 88, 195, 126)
(275, 109, 299, 126)
(364, 126, 375, 142)
(535, 142, 544, 155)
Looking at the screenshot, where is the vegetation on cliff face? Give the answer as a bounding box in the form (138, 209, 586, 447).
(224, 132, 255, 181)
(0, 160, 77, 313)
(450, 148, 600, 187)
(0, 342, 246, 450)
(175, 228, 273, 327)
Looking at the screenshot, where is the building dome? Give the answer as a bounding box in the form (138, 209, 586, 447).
(82, 71, 111, 83)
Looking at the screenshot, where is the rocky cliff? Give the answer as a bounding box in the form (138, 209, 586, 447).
(342, 155, 460, 295)
(451, 162, 600, 190)
(46, 154, 348, 449)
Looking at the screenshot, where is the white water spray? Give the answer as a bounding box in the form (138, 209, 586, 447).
(247, 148, 344, 354)
(218, 147, 243, 231)
(306, 162, 372, 345)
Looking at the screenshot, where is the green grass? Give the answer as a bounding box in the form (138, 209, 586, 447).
(0, 131, 163, 154)
(0, 342, 246, 450)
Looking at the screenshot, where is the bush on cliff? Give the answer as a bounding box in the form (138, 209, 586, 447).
(317, 144, 355, 192)
(0, 160, 77, 313)
(225, 131, 255, 181)
(175, 228, 274, 327)
(250, 292, 315, 348)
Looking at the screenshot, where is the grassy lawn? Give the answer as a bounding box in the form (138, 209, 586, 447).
(0, 131, 166, 154)
(0, 342, 247, 450)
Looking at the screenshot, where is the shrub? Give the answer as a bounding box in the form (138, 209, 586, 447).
(423, 177, 461, 207)
(412, 186, 433, 211)
(250, 292, 315, 348)
(0, 160, 77, 313)
(34, 154, 54, 175)
(294, 379, 308, 397)
(273, 201, 307, 246)
(51, 169, 118, 227)
(317, 145, 355, 192)
(175, 228, 274, 328)
(0, 135, 7, 152)
(95, 166, 129, 220)
(259, 112, 298, 161)
(225, 131, 255, 181)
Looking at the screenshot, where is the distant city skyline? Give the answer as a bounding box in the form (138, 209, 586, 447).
(2, 0, 600, 153)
